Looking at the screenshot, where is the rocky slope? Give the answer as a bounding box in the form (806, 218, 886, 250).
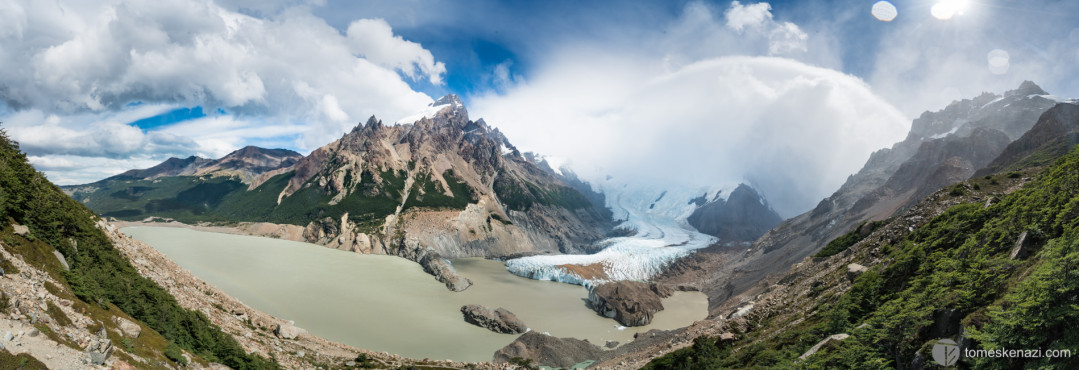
(62, 95, 613, 290)
(974, 102, 1079, 177)
(660, 81, 1069, 317)
(459, 305, 527, 334)
(686, 183, 782, 243)
(585, 281, 674, 327)
(0, 131, 497, 369)
(65, 96, 611, 256)
(641, 146, 1079, 368)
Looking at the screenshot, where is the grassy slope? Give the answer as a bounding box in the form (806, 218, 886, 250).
(646, 148, 1079, 369)
(0, 130, 276, 369)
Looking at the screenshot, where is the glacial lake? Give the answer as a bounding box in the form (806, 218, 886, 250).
(121, 226, 708, 362)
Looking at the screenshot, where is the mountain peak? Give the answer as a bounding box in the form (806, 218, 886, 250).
(1007, 80, 1048, 97)
(434, 94, 463, 107)
(396, 95, 467, 124)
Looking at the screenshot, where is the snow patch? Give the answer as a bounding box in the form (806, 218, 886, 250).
(396, 103, 451, 124)
(929, 126, 960, 139)
(1030, 94, 1075, 104)
(980, 95, 1005, 109)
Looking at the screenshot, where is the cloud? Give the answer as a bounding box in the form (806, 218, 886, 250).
(473, 55, 908, 218)
(865, 0, 1079, 116)
(347, 18, 447, 84)
(725, 1, 772, 31)
(0, 0, 446, 184)
(724, 1, 807, 56)
(470, 1, 904, 218)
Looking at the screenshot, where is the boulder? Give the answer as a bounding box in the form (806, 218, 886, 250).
(399, 239, 472, 292)
(585, 281, 673, 327)
(274, 322, 306, 340)
(460, 305, 527, 334)
(846, 263, 868, 281)
(53, 250, 69, 271)
(89, 351, 109, 366)
(113, 316, 142, 338)
(493, 331, 604, 369)
(799, 333, 849, 360)
(604, 340, 619, 349)
(1010, 231, 1036, 259)
(728, 304, 754, 319)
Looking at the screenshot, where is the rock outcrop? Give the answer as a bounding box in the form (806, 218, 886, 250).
(659, 81, 1067, 318)
(687, 183, 783, 243)
(585, 281, 673, 327)
(493, 331, 604, 368)
(274, 322, 306, 340)
(398, 239, 472, 292)
(459, 305, 527, 334)
(61, 95, 614, 292)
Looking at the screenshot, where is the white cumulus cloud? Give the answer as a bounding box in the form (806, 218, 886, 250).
(0, 0, 445, 184)
(724, 1, 807, 56)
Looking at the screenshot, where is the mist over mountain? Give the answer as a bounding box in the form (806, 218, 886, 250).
(474, 56, 910, 219)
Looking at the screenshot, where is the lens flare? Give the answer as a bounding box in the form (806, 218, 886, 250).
(931, 0, 970, 20)
(987, 49, 1010, 75)
(872, 1, 898, 22)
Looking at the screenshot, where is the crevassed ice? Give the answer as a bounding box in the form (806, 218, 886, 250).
(506, 182, 720, 286)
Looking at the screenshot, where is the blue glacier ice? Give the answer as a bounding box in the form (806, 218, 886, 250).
(505, 180, 731, 286)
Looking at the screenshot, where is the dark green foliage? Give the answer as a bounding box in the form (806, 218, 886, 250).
(643, 336, 728, 370)
(69, 165, 408, 229)
(0, 129, 275, 369)
(165, 342, 188, 365)
(489, 213, 512, 225)
(949, 184, 966, 196)
(815, 220, 887, 258)
(45, 301, 71, 326)
(404, 170, 475, 210)
(493, 175, 591, 212)
(650, 146, 1079, 368)
(0, 351, 48, 370)
(506, 357, 539, 370)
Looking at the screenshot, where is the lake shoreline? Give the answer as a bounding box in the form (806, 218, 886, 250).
(121, 226, 710, 363)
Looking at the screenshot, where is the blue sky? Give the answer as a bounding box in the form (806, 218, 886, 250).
(2, 0, 1078, 214)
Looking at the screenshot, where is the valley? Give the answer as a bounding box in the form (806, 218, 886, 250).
(13, 79, 1079, 369)
(121, 226, 707, 362)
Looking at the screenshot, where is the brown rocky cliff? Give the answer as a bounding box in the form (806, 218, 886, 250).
(586, 281, 674, 327)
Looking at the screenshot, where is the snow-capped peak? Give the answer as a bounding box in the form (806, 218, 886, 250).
(396, 94, 464, 124)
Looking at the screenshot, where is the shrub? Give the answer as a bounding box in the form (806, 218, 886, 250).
(164, 342, 188, 365)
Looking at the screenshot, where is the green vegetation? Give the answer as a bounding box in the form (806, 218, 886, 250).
(45, 301, 71, 326)
(0, 129, 276, 368)
(69, 165, 410, 230)
(814, 220, 887, 258)
(404, 170, 476, 210)
(165, 342, 188, 365)
(493, 175, 591, 212)
(647, 146, 1079, 369)
(0, 351, 48, 370)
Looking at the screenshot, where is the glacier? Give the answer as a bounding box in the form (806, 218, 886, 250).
(505, 180, 731, 286)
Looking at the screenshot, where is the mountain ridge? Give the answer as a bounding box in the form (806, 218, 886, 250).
(61, 96, 614, 289)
